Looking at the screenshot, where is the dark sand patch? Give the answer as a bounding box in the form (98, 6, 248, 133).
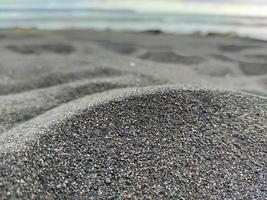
(246, 54, 267, 61)
(197, 66, 234, 77)
(139, 51, 204, 64)
(209, 54, 235, 62)
(97, 41, 137, 55)
(0, 67, 123, 95)
(6, 44, 75, 54)
(1, 87, 266, 199)
(141, 29, 163, 35)
(218, 44, 261, 52)
(239, 61, 267, 75)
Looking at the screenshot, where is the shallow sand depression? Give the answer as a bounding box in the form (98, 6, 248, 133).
(0, 29, 267, 199)
(1, 86, 266, 199)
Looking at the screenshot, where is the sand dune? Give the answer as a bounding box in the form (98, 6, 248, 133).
(0, 29, 266, 199)
(0, 74, 157, 133)
(1, 86, 266, 199)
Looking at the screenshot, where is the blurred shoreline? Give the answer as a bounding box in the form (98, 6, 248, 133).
(2, 26, 267, 42)
(1, 10, 267, 40)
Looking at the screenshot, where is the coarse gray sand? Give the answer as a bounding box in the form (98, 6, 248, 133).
(0, 29, 267, 199)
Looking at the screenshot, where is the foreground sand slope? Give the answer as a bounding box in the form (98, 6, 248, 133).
(1, 86, 266, 199)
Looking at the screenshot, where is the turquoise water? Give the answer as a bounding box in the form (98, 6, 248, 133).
(1, 9, 267, 40)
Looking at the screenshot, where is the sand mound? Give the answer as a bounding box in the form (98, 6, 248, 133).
(0, 74, 157, 134)
(1, 86, 266, 199)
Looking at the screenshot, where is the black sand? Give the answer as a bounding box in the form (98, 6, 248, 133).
(0, 29, 266, 199)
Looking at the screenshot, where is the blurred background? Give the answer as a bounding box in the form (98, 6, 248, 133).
(1, 0, 267, 40)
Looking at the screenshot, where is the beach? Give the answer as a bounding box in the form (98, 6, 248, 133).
(0, 29, 266, 199)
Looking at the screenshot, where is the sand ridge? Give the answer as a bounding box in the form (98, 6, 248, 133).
(1, 85, 266, 199)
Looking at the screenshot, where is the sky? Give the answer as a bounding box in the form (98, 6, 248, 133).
(0, 0, 267, 16)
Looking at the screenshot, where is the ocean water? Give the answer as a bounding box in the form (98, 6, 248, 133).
(1, 9, 267, 40)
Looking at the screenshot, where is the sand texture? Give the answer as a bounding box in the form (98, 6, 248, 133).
(0, 29, 266, 199)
